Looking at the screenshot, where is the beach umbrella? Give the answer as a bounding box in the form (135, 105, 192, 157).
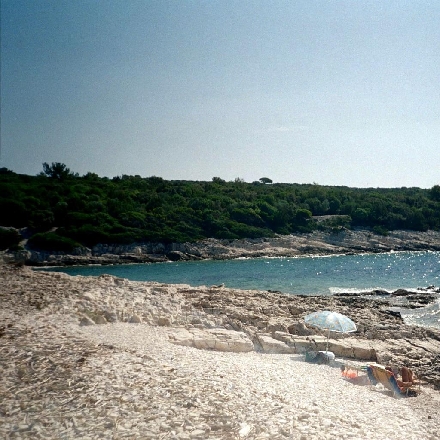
(304, 310, 357, 353)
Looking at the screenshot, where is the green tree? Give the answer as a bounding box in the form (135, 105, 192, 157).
(42, 162, 75, 180)
(429, 185, 440, 202)
(259, 177, 273, 184)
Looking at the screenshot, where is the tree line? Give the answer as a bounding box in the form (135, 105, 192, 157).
(1, 163, 439, 252)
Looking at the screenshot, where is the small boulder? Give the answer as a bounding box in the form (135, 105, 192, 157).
(158, 316, 172, 326)
(93, 315, 107, 324)
(167, 251, 188, 261)
(128, 315, 142, 323)
(79, 316, 95, 326)
(392, 289, 412, 296)
(104, 311, 118, 323)
(288, 322, 314, 336)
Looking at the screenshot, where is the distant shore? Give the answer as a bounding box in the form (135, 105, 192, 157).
(3, 228, 440, 267)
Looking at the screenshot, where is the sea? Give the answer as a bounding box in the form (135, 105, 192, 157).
(44, 251, 440, 329)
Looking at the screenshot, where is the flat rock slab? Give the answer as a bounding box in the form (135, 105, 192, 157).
(257, 334, 296, 354)
(167, 327, 254, 352)
(272, 332, 378, 360)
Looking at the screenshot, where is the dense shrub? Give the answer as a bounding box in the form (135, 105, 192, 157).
(0, 228, 21, 250)
(372, 225, 389, 236)
(28, 232, 81, 252)
(29, 210, 55, 230)
(0, 199, 28, 227)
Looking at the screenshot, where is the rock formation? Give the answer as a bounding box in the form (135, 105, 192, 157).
(1, 265, 439, 389)
(3, 229, 440, 266)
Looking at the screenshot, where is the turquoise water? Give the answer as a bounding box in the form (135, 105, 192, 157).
(44, 251, 440, 328)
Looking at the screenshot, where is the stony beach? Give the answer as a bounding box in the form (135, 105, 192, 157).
(1, 264, 440, 439)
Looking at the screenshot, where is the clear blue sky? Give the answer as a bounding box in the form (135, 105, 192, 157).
(1, 0, 439, 187)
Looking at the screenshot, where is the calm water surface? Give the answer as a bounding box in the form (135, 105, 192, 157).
(45, 251, 440, 328)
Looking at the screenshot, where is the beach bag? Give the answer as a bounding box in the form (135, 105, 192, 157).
(305, 351, 333, 365)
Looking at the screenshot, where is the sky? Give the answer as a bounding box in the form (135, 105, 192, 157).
(1, 0, 439, 188)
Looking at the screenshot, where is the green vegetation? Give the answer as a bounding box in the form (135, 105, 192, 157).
(0, 163, 439, 251)
(0, 228, 21, 251)
(27, 232, 81, 252)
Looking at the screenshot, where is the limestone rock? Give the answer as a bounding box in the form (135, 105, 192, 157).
(167, 328, 254, 353)
(288, 322, 314, 336)
(79, 316, 96, 326)
(103, 311, 118, 323)
(1, 264, 439, 387)
(93, 314, 108, 324)
(9, 229, 440, 266)
(158, 316, 172, 326)
(128, 315, 142, 323)
(257, 334, 295, 354)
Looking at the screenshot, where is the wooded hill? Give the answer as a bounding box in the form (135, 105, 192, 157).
(1, 163, 440, 252)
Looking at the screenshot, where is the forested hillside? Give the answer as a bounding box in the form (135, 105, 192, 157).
(1, 163, 439, 252)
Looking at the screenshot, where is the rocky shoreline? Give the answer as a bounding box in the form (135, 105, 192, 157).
(3, 228, 440, 267)
(1, 265, 439, 387)
(2, 264, 440, 438)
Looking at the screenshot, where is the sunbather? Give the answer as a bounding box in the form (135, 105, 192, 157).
(367, 364, 417, 397)
(385, 366, 415, 391)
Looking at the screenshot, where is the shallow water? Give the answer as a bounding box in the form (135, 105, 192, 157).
(45, 251, 440, 328)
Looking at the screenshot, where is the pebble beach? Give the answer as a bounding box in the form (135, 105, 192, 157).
(1, 265, 440, 439)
